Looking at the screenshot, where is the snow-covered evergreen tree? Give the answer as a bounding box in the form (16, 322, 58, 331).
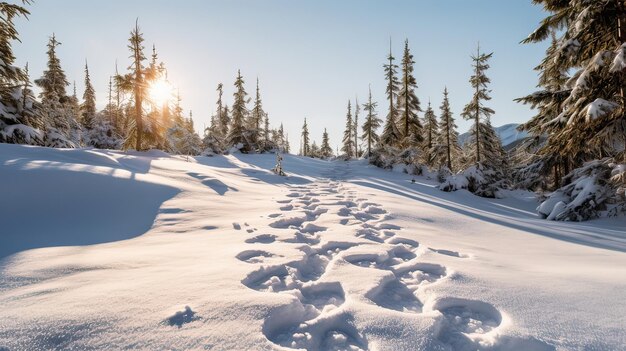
(435, 88, 460, 171)
(310, 140, 320, 158)
(518, 0, 626, 220)
(461, 44, 505, 168)
(353, 96, 360, 157)
(0, 3, 43, 145)
(361, 85, 381, 157)
(397, 39, 423, 148)
(341, 100, 354, 158)
(36, 34, 78, 148)
(88, 111, 122, 150)
(116, 21, 147, 150)
(249, 78, 265, 148)
(380, 41, 401, 146)
(320, 128, 333, 158)
(227, 70, 251, 151)
(423, 100, 438, 166)
(515, 33, 570, 189)
(300, 118, 309, 156)
(81, 61, 96, 131)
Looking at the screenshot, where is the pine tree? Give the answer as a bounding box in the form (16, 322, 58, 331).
(423, 100, 438, 166)
(398, 39, 423, 147)
(320, 128, 333, 158)
(380, 40, 401, 146)
(342, 100, 354, 157)
(81, 61, 96, 130)
(249, 77, 265, 148)
(353, 96, 360, 157)
(520, 1, 626, 164)
(516, 34, 574, 189)
(227, 70, 250, 150)
(301, 118, 309, 156)
(461, 44, 502, 166)
(0, 2, 42, 145)
(437, 88, 460, 170)
(361, 85, 381, 157)
(215, 83, 229, 139)
(263, 113, 270, 148)
(0, 2, 29, 92)
(310, 140, 320, 158)
(36, 34, 78, 148)
(117, 20, 147, 151)
(36, 34, 69, 103)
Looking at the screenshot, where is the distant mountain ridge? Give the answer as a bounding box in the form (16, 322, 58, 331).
(458, 123, 529, 147)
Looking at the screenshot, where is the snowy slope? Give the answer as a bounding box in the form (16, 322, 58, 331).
(458, 123, 529, 147)
(0, 144, 625, 351)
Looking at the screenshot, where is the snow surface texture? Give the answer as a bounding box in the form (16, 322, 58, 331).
(0, 144, 625, 350)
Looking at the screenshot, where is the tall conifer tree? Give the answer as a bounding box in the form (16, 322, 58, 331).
(380, 40, 401, 146)
(342, 100, 354, 158)
(398, 39, 423, 147)
(362, 85, 381, 156)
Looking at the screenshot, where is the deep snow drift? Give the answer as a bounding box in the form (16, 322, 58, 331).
(0, 144, 625, 351)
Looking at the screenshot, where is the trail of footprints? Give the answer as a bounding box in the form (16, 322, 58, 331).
(235, 167, 507, 350)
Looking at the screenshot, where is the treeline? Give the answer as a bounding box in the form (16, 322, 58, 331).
(0, 3, 287, 156)
(297, 39, 508, 197)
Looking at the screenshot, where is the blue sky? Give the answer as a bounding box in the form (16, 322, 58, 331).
(14, 0, 547, 150)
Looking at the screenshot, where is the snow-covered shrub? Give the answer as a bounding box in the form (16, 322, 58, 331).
(437, 166, 453, 183)
(88, 115, 122, 150)
(369, 145, 425, 173)
(538, 159, 626, 221)
(512, 159, 547, 191)
(439, 163, 508, 198)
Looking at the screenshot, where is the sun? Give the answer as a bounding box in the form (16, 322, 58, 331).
(148, 77, 173, 106)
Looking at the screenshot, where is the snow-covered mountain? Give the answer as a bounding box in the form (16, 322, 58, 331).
(458, 123, 529, 147)
(1, 144, 624, 350)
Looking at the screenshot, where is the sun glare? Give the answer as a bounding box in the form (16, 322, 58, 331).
(148, 78, 173, 106)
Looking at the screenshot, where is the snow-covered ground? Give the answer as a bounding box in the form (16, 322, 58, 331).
(0, 144, 625, 351)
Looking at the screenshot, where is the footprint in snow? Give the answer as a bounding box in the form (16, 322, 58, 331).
(236, 250, 277, 263)
(245, 234, 277, 244)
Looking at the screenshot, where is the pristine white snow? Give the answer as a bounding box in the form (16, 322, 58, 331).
(0, 144, 625, 351)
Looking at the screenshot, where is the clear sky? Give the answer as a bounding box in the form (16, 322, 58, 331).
(13, 0, 547, 151)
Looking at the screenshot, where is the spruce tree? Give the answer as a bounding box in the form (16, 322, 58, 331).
(461, 44, 502, 167)
(437, 88, 460, 170)
(227, 70, 249, 150)
(342, 100, 354, 158)
(398, 39, 423, 147)
(263, 113, 270, 147)
(117, 20, 147, 151)
(301, 118, 309, 156)
(249, 77, 265, 147)
(81, 61, 96, 130)
(515, 34, 570, 188)
(36, 34, 78, 147)
(353, 96, 360, 157)
(35, 34, 69, 103)
(361, 85, 381, 157)
(216, 83, 231, 143)
(0, 2, 41, 144)
(380, 41, 401, 146)
(520, 1, 626, 164)
(320, 128, 333, 158)
(0, 2, 29, 92)
(423, 100, 438, 166)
